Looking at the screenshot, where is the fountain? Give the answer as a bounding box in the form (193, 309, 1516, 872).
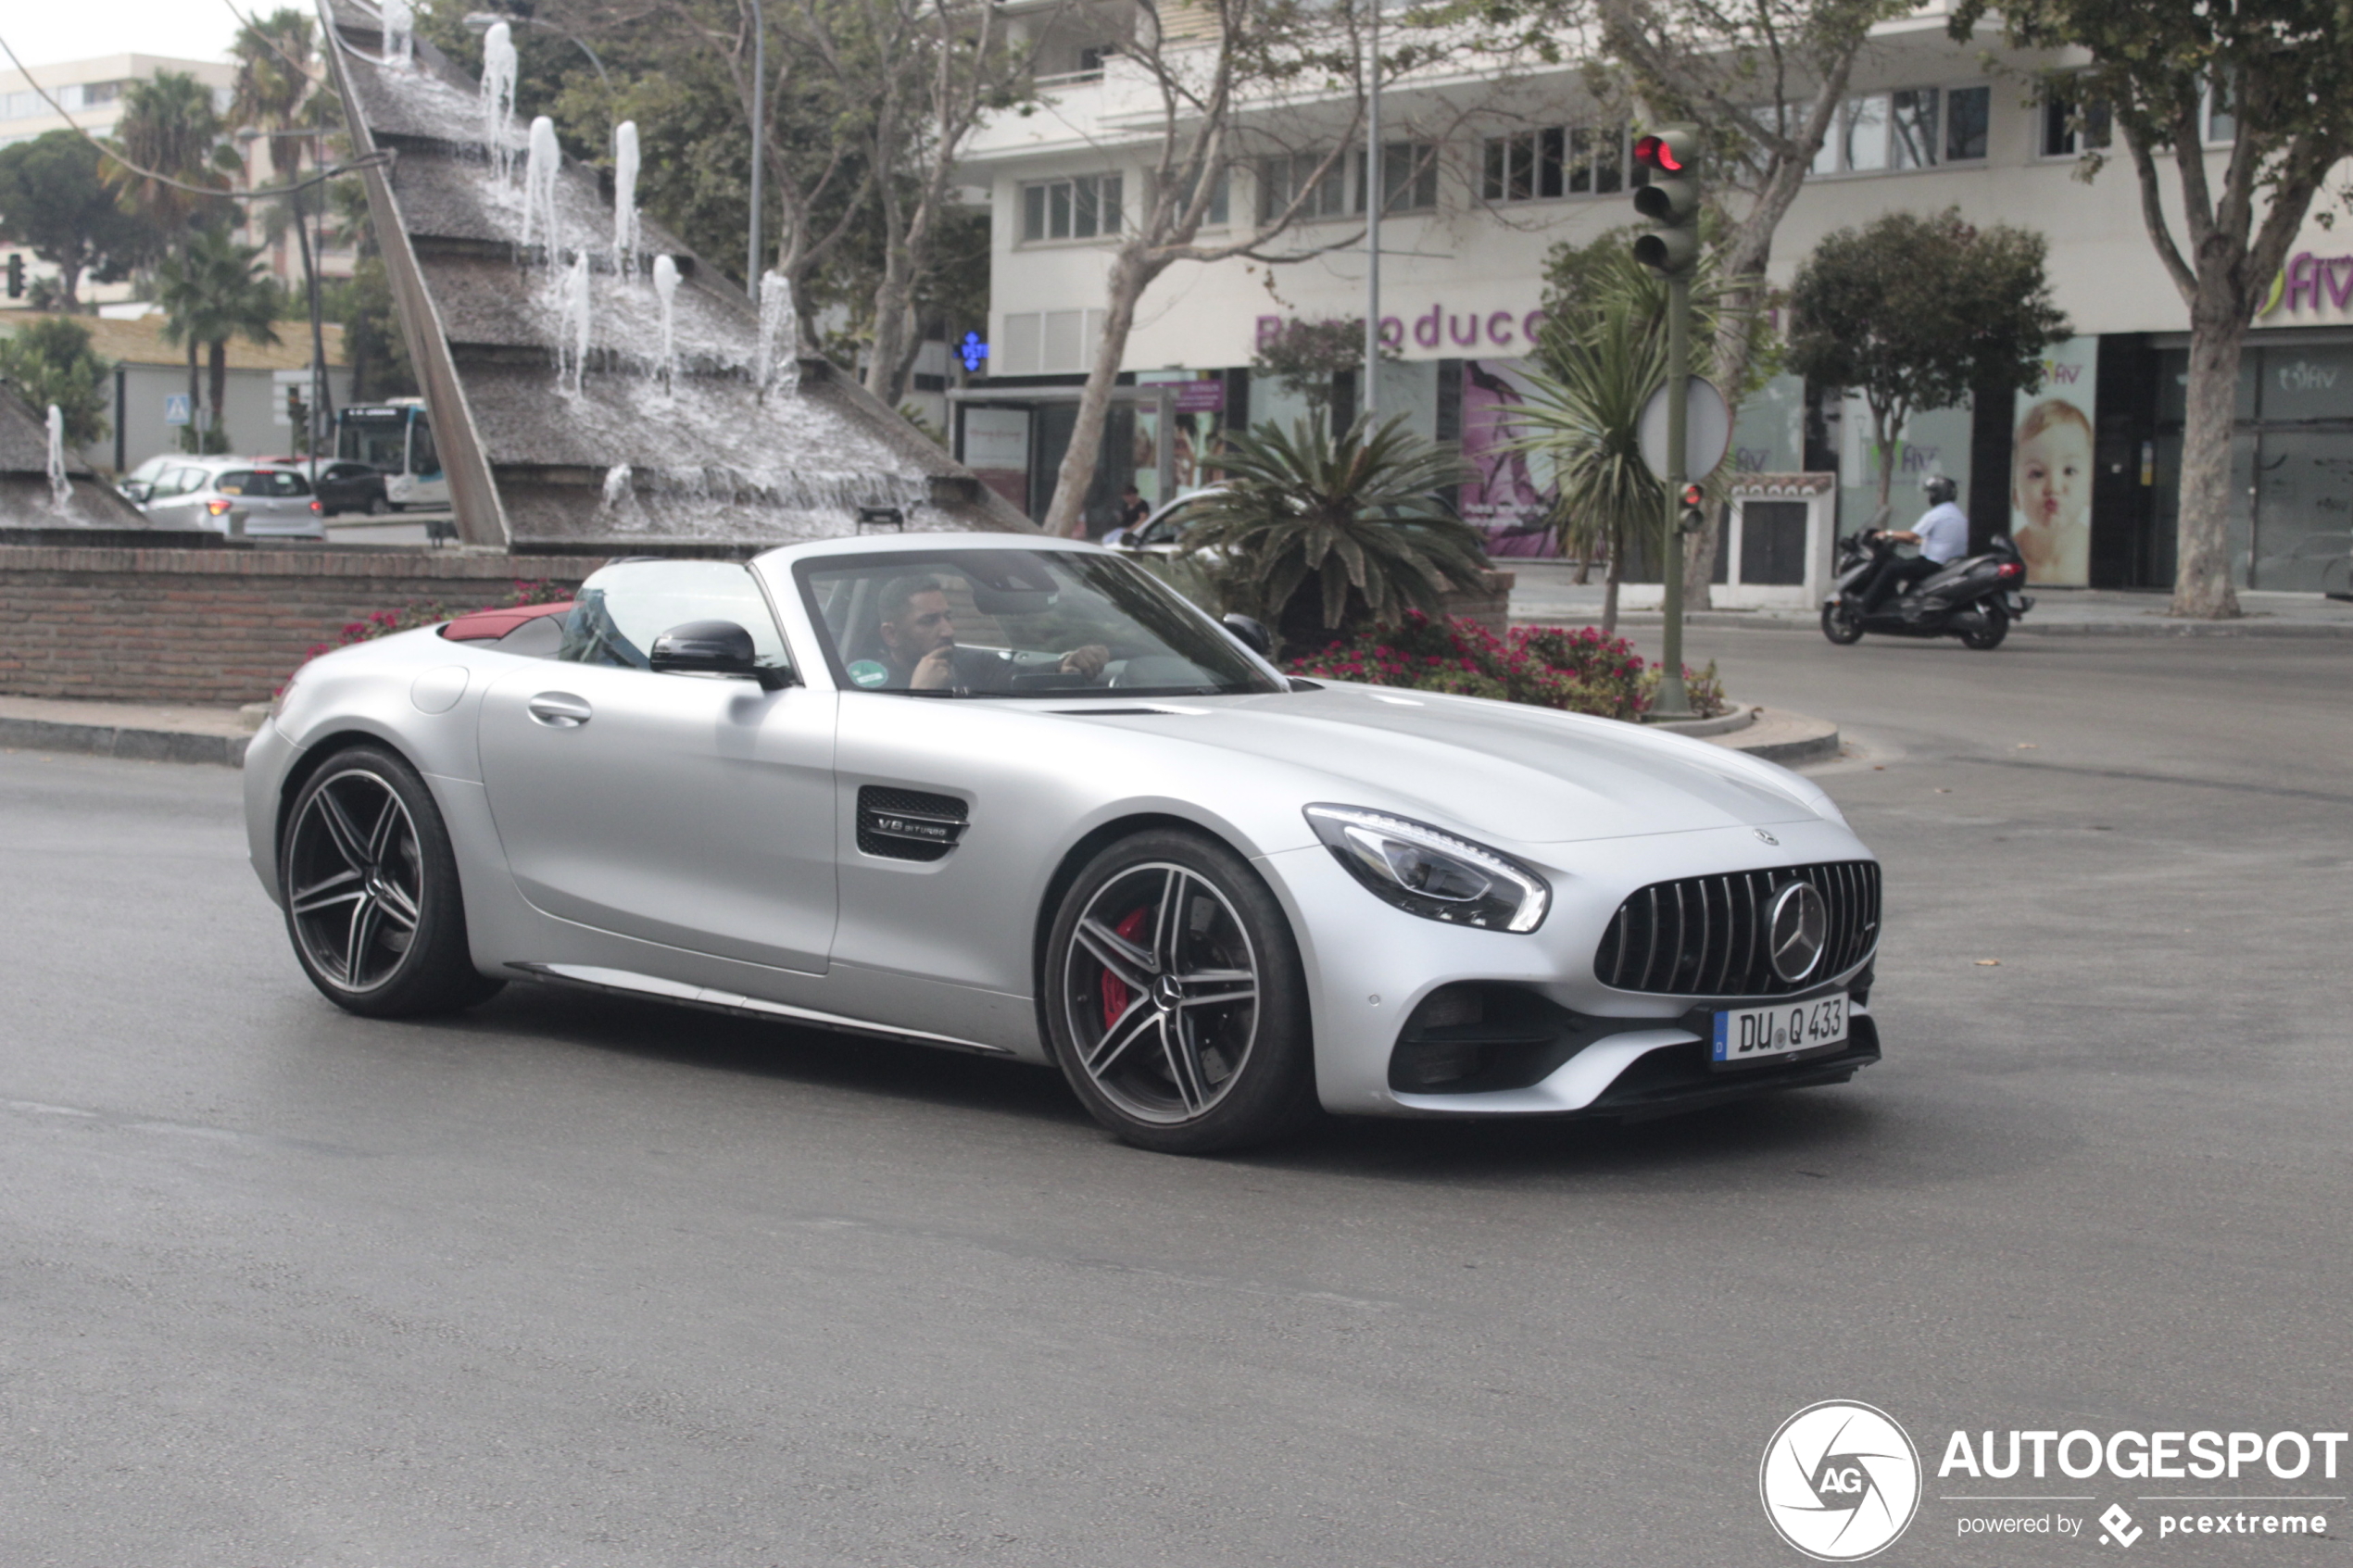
(314, 0, 1025, 547)
(521, 116, 560, 261)
(558, 253, 592, 396)
(44, 405, 72, 514)
(0, 383, 150, 529)
(754, 272, 800, 397)
(380, 0, 413, 68)
(651, 254, 681, 395)
(479, 21, 517, 183)
(612, 121, 640, 274)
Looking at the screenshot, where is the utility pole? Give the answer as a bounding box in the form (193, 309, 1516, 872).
(747, 0, 765, 295)
(1631, 126, 1701, 719)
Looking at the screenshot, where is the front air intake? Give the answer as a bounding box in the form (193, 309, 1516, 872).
(1594, 860, 1880, 997)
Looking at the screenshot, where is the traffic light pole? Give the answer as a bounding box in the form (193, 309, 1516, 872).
(1656, 271, 1693, 719)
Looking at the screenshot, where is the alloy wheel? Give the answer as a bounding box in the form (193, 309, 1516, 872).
(1062, 863, 1261, 1124)
(285, 766, 424, 992)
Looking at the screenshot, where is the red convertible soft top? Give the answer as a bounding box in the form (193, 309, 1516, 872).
(440, 601, 573, 642)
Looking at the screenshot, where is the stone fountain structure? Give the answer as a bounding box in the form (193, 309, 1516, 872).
(0, 383, 149, 529)
(319, 0, 1028, 549)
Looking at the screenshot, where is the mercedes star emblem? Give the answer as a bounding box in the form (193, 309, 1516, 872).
(1767, 882, 1829, 984)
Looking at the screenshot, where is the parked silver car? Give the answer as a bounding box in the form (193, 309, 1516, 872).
(246, 537, 1882, 1153)
(130, 458, 325, 538)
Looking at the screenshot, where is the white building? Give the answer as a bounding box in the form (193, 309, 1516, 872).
(955, 5, 2353, 596)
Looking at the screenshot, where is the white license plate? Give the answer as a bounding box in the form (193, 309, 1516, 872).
(1712, 996, 1848, 1065)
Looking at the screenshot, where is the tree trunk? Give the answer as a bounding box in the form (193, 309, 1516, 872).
(1602, 529, 1623, 633)
(2172, 303, 2246, 619)
(1043, 246, 1155, 537)
(1869, 404, 1900, 532)
(208, 342, 230, 452)
(59, 261, 82, 308)
(184, 338, 201, 453)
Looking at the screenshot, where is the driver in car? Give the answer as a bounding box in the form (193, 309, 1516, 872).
(877, 576, 1110, 692)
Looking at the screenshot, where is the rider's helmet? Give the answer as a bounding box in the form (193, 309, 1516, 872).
(1923, 474, 1958, 506)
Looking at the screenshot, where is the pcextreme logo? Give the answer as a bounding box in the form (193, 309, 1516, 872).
(1760, 1400, 1924, 1561)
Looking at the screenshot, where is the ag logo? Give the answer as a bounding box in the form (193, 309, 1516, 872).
(1760, 1400, 1921, 1561)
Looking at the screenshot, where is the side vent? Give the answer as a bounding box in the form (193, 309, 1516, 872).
(857, 785, 968, 861)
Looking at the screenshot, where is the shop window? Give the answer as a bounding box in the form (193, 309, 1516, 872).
(2041, 80, 2110, 157)
(1021, 174, 1123, 242)
(1480, 124, 1624, 203)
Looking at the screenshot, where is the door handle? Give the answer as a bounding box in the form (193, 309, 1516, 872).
(526, 692, 593, 728)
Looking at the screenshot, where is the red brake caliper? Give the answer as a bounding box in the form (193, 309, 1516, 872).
(1099, 906, 1152, 1024)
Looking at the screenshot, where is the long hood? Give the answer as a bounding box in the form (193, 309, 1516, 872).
(1070, 684, 1835, 846)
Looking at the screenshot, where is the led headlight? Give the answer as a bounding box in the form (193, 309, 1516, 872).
(1303, 804, 1551, 933)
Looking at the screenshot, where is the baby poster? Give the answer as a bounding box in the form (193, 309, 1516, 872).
(2012, 337, 2098, 585)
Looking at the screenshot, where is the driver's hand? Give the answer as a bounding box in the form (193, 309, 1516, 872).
(1060, 644, 1111, 680)
(912, 646, 957, 690)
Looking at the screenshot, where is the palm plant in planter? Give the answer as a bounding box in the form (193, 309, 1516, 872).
(1184, 415, 1486, 657)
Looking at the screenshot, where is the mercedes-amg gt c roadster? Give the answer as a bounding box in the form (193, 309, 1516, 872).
(247, 535, 1882, 1152)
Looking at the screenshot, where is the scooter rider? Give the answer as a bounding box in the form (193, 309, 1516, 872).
(1860, 476, 1971, 612)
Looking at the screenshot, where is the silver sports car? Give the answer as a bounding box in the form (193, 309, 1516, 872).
(246, 535, 1882, 1153)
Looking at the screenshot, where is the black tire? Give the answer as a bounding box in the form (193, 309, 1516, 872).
(279, 745, 504, 1018)
(1820, 601, 1865, 645)
(366, 494, 390, 516)
(1043, 829, 1317, 1155)
(1959, 602, 2009, 650)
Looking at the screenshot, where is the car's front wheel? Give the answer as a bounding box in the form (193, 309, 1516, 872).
(279, 745, 503, 1017)
(1044, 829, 1316, 1154)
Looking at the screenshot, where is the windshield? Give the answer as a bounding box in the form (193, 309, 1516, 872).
(794, 548, 1278, 699)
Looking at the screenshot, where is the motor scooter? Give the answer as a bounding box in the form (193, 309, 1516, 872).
(1821, 532, 2034, 649)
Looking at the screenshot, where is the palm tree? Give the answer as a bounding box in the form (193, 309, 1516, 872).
(1183, 416, 1487, 656)
(102, 71, 239, 238)
(157, 227, 283, 452)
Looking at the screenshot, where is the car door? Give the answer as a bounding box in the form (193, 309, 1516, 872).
(143, 466, 203, 529)
(476, 559, 838, 974)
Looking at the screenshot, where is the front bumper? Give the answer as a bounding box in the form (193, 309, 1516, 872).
(1258, 817, 1881, 1119)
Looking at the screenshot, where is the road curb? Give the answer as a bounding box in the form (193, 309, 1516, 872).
(1711, 708, 1841, 767)
(1513, 609, 2353, 638)
(0, 716, 249, 768)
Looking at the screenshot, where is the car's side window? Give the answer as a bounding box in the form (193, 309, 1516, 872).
(557, 558, 793, 676)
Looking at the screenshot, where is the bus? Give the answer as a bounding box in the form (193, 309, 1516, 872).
(336, 397, 449, 511)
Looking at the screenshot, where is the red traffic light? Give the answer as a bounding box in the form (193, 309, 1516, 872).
(1634, 135, 1685, 173)
(1680, 483, 1705, 507)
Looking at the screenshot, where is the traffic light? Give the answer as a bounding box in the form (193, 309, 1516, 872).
(6, 255, 22, 299)
(1679, 482, 1706, 533)
(1631, 127, 1701, 277)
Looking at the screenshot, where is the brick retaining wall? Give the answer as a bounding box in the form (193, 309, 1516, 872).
(0, 545, 1517, 706)
(0, 545, 597, 704)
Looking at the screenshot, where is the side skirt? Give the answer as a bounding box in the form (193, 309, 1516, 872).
(508, 961, 1016, 1056)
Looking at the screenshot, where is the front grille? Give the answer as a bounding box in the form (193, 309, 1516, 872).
(1593, 860, 1880, 997)
(856, 786, 967, 861)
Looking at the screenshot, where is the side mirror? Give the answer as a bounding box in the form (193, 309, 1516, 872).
(122, 482, 152, 504)
(649, 620, 793, 690)
(1221, 613, 1272, 658)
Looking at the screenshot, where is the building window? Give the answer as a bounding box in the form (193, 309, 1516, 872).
(1812, 86, 1989, 173)
(1178, 165, 1230, 227)
(2041, 79, 2111, 157)
(1481, 125, 1625, 202)
(1258, 152, 1356, 222)
(1021, 173, 1122, 242)
(1376, 141, 1439, 212)
(2204, 75, 2236, 144)
(1944, 85, 1991, 161)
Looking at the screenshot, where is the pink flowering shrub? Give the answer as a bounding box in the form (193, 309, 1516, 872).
(1283, 610, 1729, 721)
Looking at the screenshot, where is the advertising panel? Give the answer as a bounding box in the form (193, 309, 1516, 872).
(1459, 358, 1560, 557)
(2013, 335, 2099, 585)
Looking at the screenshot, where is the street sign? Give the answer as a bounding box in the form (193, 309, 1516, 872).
(163, 395, 192, 426)
(1638, 375, 1730, 483)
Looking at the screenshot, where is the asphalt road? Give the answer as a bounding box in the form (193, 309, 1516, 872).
(2, 632, 2347, 1567)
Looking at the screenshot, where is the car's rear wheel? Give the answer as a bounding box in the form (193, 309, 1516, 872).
(1959, 603, 2009, 650)
(280, 745, 502, 1017)
(366, 494, 389, 516)
(1820, 601, 1865, 645)
(1044, 829, 1316, 1154)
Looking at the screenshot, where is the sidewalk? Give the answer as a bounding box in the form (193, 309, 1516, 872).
(0, 696, 261, 767)
(1506, 561, 2353, 637)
